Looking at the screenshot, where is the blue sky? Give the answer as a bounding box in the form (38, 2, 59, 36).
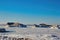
(0, 0, 60, 24)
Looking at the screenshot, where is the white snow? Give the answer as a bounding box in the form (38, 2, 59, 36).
(0, 27, 60, 40)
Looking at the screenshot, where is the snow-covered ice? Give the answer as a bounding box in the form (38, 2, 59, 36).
(0, 27, 60, 40)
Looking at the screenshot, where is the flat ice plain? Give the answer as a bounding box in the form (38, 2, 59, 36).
(0, 27, 60, 40)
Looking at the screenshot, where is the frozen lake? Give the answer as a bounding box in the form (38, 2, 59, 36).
(0, 27, 60, 40)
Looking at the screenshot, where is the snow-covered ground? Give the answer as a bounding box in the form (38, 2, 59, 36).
(0, 27, 60, 40)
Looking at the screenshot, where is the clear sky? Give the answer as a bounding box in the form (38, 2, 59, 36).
(0, 0, 60, 24)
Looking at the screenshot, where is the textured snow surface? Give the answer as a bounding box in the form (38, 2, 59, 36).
(40, 34, 60, 40)
(0, 27, 60, 40)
